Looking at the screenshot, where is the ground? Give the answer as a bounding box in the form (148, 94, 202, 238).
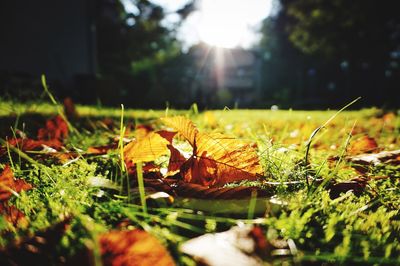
(0, 99, 399, 265)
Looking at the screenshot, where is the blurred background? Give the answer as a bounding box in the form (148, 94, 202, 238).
(0, 0, 399, 109)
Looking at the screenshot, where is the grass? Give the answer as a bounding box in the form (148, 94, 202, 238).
(0, 99, 399, 265)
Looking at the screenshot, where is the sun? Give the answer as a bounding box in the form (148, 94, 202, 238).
(196, 0, 271, 48)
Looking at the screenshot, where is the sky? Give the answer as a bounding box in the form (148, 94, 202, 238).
(122, 0, 273, 50)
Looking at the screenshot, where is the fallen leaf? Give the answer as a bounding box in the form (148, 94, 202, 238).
(327, 177, 368, 199)
(348, 149, 400, 166)
(348, 135, 379, 155)
(126, 162, 163, 179)
(2, 138, 63, 154)
(135, 125, 154, 140)
(63, 97, 79, 121)
(162, 116, 263, 186)
(180, 226, 266, 266)
(87, 143, 118, 155)
(37, 115, 69, 141)
(0, 165, 32, 202)
(0, 203, 29, 229)
(99, 229, 175, 266)
(347, 149, 400, 173)
(0, 166, 32, 230)
(124, 131, 175, 164)
(161, 116, 198, 147)
(166, 145, 187, 176)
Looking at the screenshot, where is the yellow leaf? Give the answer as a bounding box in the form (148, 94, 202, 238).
(124, 131, 173, 164)
(161, 116, 198, 146)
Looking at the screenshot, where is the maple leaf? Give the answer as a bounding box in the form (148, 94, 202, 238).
(37, 115, 69, 141)
(124, 130, 175, 164)
(99, 229, 175, 266)
(0, 165, 32, 202)
(161, 116, 263, 186)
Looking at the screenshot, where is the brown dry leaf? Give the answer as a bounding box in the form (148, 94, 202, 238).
(166, 145, 187, 176)
(348, 135, 379, 155)
(0, 203, 29, 229)
(127, 162, 163, 180)
(0, 166, 32, 230)
(87, 143, 118, 155)
(63, 97, 79, 121)
(3, 138, 64, 154)
(124, 131, 175, 164)
(347, 149, 400, 173)
(162, 116, 263, 186)
(37, 115, 69, 141)
(0, 165, 32, 202)
(99, 229, 175, 266)
(327, 177, 368, 199)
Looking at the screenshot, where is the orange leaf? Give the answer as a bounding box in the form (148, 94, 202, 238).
(99, 229, 175, 266)
(1, 138, 64, 156)
(162, 116, 263, 186)
(37, 115, 69, 141)
(0, 165, 32, 202)
(348, 135, 379, 155)
(166, 145, 187, 176)
(192, 133, 262, 186)
(63, 97, 79, 121)
(0, 203, 29, 229)
(87, 143, 118, 155)
(124, 131, 175, 164)
(161, 116, 198, 146)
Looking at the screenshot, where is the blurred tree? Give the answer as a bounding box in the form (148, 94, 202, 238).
(90, 0, 195, 107)
(259, 0, 400, 108)
(279, 0, 400, 106)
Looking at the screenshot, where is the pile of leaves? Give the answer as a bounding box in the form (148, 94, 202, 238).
(0, 100, 399, 265)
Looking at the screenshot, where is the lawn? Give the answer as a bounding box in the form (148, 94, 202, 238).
(0, 98, 399, 265)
